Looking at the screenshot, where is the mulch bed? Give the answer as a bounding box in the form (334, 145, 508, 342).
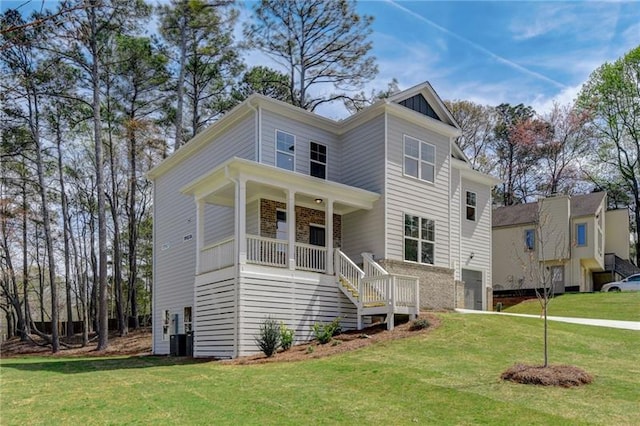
(501, 364, 593, 387)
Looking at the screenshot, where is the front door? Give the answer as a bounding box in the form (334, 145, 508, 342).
(462, 269, 483, 310)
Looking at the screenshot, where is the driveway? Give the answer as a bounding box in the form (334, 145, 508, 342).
(454, 309, 640, 331)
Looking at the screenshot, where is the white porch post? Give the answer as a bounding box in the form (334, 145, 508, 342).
(326, 198, 334, 275)
(195, 198, 205, 274)
(236, 178, 247, 264)
(287, 190, 296, 270)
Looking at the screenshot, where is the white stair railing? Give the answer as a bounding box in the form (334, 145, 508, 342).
(335, 249, 364, 295)
(362, 252, 388, 277)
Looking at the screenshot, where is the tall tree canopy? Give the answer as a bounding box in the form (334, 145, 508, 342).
(244, 0, 378, 111)
(578, 46, 640, 264)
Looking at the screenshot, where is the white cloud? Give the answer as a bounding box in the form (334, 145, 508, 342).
(529, 84, 583, 115)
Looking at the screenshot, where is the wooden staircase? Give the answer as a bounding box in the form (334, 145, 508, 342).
(335, 249, 420, 330)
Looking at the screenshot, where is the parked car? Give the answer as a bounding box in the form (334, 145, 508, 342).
(601, 274, 640, 292)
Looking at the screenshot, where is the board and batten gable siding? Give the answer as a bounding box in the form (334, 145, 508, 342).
(385, 114, 451, 267)
(460, 177, 492, 288)
(339, 113, 386, 261)
(260, 109, 340, 180)
(153, 114, 256, 354)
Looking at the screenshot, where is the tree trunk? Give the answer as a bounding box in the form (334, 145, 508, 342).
(173, 13, 188, 151)
(127, 122, 139, 329)
(21, 171, 31, 337)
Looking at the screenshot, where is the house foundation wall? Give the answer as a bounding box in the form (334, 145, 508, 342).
(378, 259, 455, 309)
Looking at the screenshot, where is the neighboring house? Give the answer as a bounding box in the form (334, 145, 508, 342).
(492, 192, 636, 295)
(148, 82, 499, 358)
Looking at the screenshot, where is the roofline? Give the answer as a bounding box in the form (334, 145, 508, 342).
(451, 158, 501, 186)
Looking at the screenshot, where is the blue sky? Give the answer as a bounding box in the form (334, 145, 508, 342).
(4, 0, 639, 119)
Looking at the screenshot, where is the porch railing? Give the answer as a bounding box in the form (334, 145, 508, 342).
(247, 235, 288, 268)
(295, 243, 327, 272)
(200, 237, 235, 274)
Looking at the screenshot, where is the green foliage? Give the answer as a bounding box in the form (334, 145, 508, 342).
(409, 318, 430, 331)
(312, 317, 342, 344)
(305, 345, 314, 354)
(255, 318, 280, 357)
(279, 322, 294, 351)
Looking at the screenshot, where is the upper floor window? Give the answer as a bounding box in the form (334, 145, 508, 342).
(576, 223, 587, 246)
(310, 142, 327, 179)
(276, 130, 295, 171)
(525, 229, 535, 251)
(404, 214, 435, 264)
(404, 136, 435, 183)
(466, 191, 477, 221)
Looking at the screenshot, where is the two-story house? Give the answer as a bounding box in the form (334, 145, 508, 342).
(148, 82, 499, 358)
(492, 192, 635, 296)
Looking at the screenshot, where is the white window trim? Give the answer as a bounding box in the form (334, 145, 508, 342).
(465, 191, 477, 222)
(309, 223, 326, 246)
(162, 309, 170, 341)
(403, 212, 436, 265)
(276, 208, 287, 241)
(275, 129, 295, 171)
(310, 141, 327, 179)
(575, 222, 587, 247)
(184, 306, 192, 333)
(403, 135, 435, 184)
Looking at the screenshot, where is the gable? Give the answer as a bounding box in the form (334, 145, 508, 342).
(398, 94, 441, 122)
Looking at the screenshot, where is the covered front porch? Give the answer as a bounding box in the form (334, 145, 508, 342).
(181, 158, 381, 276)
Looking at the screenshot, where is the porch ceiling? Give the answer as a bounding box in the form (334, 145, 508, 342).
(181, 157, 380, 214)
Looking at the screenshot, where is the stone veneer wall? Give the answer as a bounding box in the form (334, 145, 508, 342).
(378, 259, 455, 310)
(260, 199, 342, 247)
(454, 280, 465, 309)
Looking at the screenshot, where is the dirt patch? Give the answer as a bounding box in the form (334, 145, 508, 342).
(1, 313, 440, 362)
(0, 328, 152, 358)
(501, 364, 593, 387)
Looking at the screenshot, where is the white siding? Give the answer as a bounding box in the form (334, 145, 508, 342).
(385, 114, 451, 267)
(236, 266, 358, 356)
(460, 177, 492, 299)
(450, 167, 461, 280)
(153, 114, 255, 354)
(194, 268, 236, 358)
(340, 114, 386, 260)
(246, 199, 260, 235)
(260, 110, 340, 181)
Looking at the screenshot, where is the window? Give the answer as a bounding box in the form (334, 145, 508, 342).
(276, 130, 295, 170)
(404, 136, 435, 183)
(404, 214, 435, 264)
(276, 210, 287, 241)
(525, 229, 535, 251)
(309, 225, 326, 247)
(162, 310, 170, 341)
(576, 223, 587, 246)
(466, 191, 477, 221)
(184, 307, 192, 333)
(310, 142, 327, 179)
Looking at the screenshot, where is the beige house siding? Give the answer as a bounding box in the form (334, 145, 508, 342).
(605, 209, 630, 259)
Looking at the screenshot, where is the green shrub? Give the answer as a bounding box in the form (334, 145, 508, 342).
(409, 318, 430, 331)
(306, 345, 315, 354)
(255, 318, 281, 357)
(280, 322, 295, 351)
(313, 317, 342, 344)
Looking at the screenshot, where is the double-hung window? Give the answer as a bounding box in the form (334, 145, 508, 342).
(310, 142, 327, 179)
(162, 310, 170, 341)
(576, 223, 587, 246)
(184, 306, 192, 333)
(404, 135, 435, 183)
(466, 191, 477, 221)
(276, 130, 295, 171)
(404, 214, 435, 264)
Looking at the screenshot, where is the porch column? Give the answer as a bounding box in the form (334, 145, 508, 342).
(326, 198, 334, 275)
(287, 190, 296, 270)
(195, 198, 205, 274)
(236, 178, 247, 264)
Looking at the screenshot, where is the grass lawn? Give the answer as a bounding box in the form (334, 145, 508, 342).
(2, 313, 639, 425)
(503, 292, 640, 321)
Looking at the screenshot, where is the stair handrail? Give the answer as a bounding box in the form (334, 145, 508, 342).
(361, 252, 388, 277)
(335, 249, 364, 293)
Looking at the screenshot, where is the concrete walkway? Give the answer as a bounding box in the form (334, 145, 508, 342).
(454, 309, 640, 331)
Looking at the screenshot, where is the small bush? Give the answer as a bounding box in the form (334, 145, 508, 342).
(306, 345, 315, 354)
(255, 318, 281, 357)
(280, 322, 295, 351)
(313, 318, 342, 344)
(409, 318, 430, 331)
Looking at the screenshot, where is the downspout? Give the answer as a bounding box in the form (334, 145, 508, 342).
(152, 180, 157, 354)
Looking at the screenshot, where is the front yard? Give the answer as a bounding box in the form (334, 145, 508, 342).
(2, 312, 639, 425)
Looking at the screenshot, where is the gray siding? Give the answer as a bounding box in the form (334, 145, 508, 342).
(236, 267, 357, 356)
(153, 114, 255, 354)
(260, 109, 340, 181)
(194, 268, 236, 358)
(340, 114, 386, 260)
(450, 167, 461, 279)
(385, 114, 451, 267)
